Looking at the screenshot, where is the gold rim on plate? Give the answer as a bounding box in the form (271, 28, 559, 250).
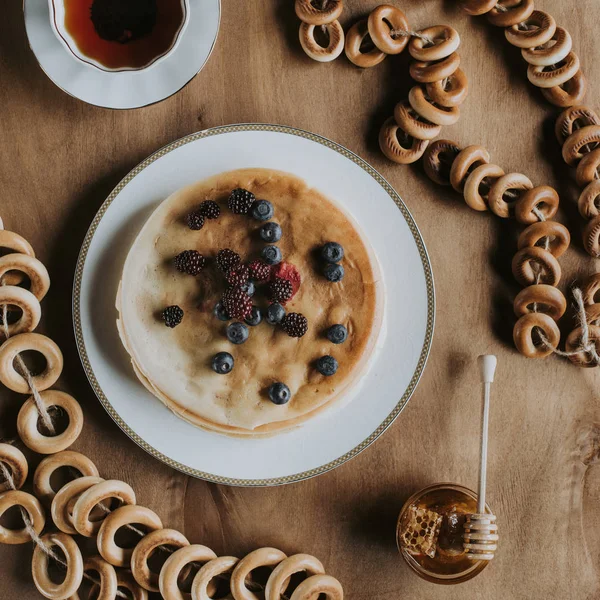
(72, 123, 435, 486)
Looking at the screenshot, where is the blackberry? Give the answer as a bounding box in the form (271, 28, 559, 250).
(323, 263, 344, 282)
(245, 306, 262, 326)
(281, 312, 308, 338)
(268, 382, 291, 405)
(228, 188, 255, 214)
(266, 303, 286, 325)
(251, 200, 274, 221)
(248, 259, 271, 282)
(174, 250, 205, 275)
(199, 200, 220, 219)
(186, 210, 205, 231)
(261, 245, 282, 266)
(216, 249, 241, 272)
(226, 322, 249, 345)
(316, 355, 338, 376)
(225, 263, 250, 287)
(321, 242, 344, 263)
(222, 286, 253, 320)
(162, 305, 184, 328)
(259, 222, 282, 243)
(212, 352, 234, 374)
(269, 277, 293, 304)
(326, 324, 348, 344)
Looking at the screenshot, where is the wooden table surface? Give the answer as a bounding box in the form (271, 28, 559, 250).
(2, 1, 600, 598)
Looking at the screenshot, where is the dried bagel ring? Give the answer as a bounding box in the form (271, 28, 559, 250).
(459, 0, 497, 16)
(73, 479, 136, 537)
(517, 221, 570, 258)
(191, 556, 239, 600)
(408, 86, 460, 126)
(33, 451, 99, 505)
(0, 490, 45, 544)
(159, 544, 217, 600)
(555, 105, 600, 145)
(299, 21, 344, 62)
(586, 303, 600, 325)
(32, 531, 83, 599)
(487, 0, 534, 27)
(408, 26, 460, 62)
(527, 51, 580, 89)
(515, 185, 559, 225)
(488, 172, 533, 218)
(409, 52, 460, 83)
(582, 274, 600, 305)
(117, 570, 148, 600)
(513, 284, 567, 320)
(0, 229, 35, 286)
(426, 68, 468, 108)
(463, 164, 505, 212)
(522, 27, 572, 67)
(562, 125, 600, 166)
(423, 140, 461, 186)
(295, 0, 342, 25)
(17, 390, 84, 454)
(265, 554, 325, 600)
(231, 548, 288, 600)
(97, 505, 163, 567)
(77, 555, 118, 600)
(345, 20, 386, 68)
(290, 574, 344, 600)
(505, 11, 556, 49)
(565, 325, 600, 368)
(0, 286, 41, 338)
(511, 246, 561, 287)
(0, 333, 63, 394)
(583, 214, 600, 257)
(0, 254, 50, 302)
(367, 5, 409, 55)
(131, 528, 189, 592)
(0, 443, 28, 492)
(513, 313, 560, 358)
(51, 476, 104, 535)
(576, 149, 600, 187)
(393, 101, 441, 141)
(379, 117, 429, 164)
(542, 70, 587, 108)
(450, 145, 490, 193)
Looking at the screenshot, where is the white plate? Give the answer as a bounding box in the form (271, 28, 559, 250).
(74, 124, 435, 486)
(23, 0, 220, 109)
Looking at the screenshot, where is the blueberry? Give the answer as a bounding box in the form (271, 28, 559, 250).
(213, 302, 230, 321)
(241, 280, 255, 297)
(245, 306, 262, 326)
(323, 263, 344, 282)
(226, 322, 249, 345)
(327, 324, 348, 344)
(212, 352, 234, 374)
(262, 245, 282, 266)
(321, 242, 344, 263)
(316, 355, 338, 376)
(251, 200, 274, 221)
(259, 222, 282, 243)
(266, 303, 286, 325)
(268, 382, 291, 405)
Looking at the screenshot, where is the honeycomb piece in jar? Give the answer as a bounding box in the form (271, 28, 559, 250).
(399, 505, 443, 558)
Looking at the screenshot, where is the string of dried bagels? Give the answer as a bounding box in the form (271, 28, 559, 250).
(0, 217, 344, 600)
(293, 0, 600, 366)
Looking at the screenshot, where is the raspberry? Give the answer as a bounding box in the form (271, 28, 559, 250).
(225, 263, 250, 287)
(228, 188, 255, 214)
(281, 312, 308, 338)
(222, 286, 252, 320)
(186, 210, 205, 231)
(248, 259, 271, 282)
(199, 200, 220, 219)
(162, 305, 184, 328)
(216, 249, 241, 272)
(174, 250, 205, 275)
(271, 262, 301, 297)
(269, 277, 293, 304)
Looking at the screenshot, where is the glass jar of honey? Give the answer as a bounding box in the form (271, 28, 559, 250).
(396, 483, 492, 584)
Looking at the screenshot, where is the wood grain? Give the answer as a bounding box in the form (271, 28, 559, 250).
(1, 1, 600, 598)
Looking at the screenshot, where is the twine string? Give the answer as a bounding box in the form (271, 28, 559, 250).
(389, 27, 434, 44)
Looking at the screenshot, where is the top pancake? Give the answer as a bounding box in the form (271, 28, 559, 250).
(117, 168, 384, 435)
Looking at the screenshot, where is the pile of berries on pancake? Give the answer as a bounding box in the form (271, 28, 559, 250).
(161, 187, 349, 405)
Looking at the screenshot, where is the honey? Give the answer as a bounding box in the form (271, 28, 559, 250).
(62, 0, 185, 70)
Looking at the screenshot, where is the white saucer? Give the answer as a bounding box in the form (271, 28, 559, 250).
(74, 124, 435, 486)
(23, 0, 220, 109)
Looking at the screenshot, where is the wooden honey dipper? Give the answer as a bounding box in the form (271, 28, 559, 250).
(463, 355, 499, 561)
